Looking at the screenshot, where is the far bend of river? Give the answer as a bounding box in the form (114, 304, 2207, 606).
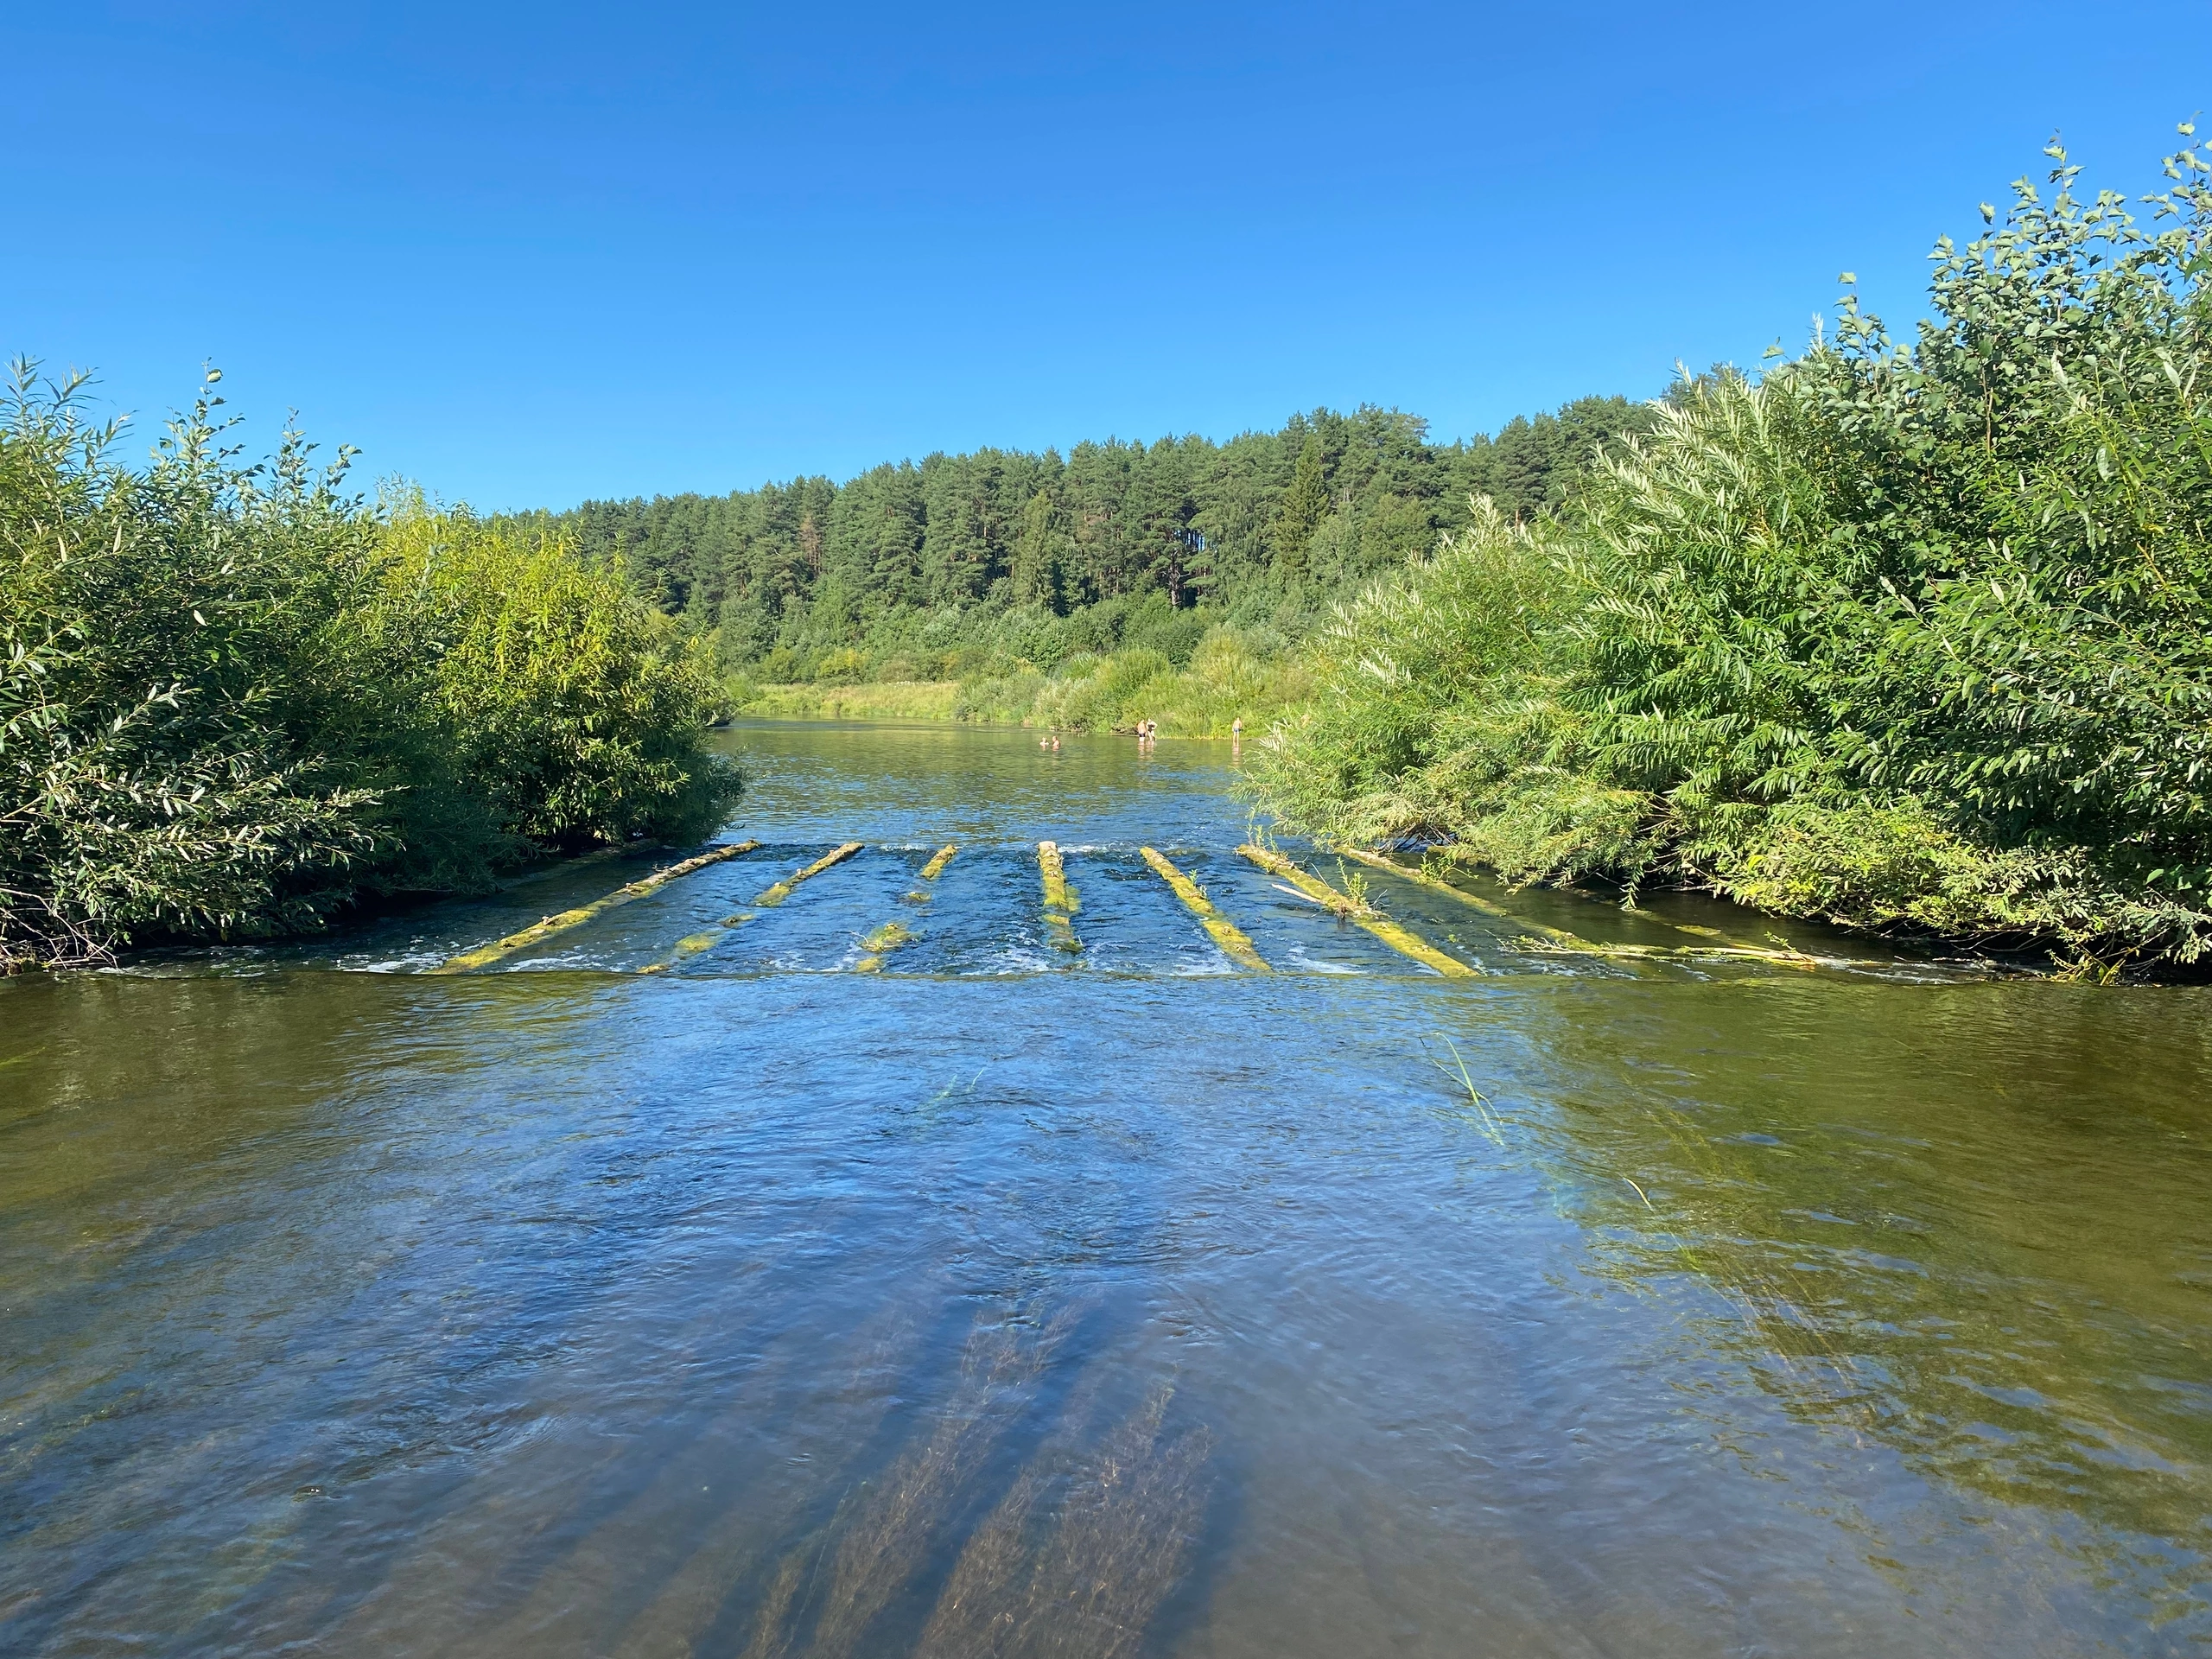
(3, 719, 2209, 1658)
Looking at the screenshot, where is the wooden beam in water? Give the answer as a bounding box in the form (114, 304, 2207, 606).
(1038, 841, 1081, 953)
(429, 840, 762, 974)
(639, 840, 870, 973)
(1332, 846, 1577, 941)
(854, 920, 916, 973)
(853, 844, 957, 970)
(1331, 845, 1848, 969)
(753, 841, 865, 906)
(1139, 847, 1269, 972)
(637, 912, 759, 974)
(1237, 844, 1476, 977)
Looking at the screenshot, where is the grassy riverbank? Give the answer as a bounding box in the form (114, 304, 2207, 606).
(734, 680, 962, 721)
(731, 627, 1312, 736)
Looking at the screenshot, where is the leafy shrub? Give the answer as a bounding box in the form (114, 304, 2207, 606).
(1252, 133, 2212, 969)
(812, 645, 870, 682)
(381, 505, 739, 852)
(0, 367, 738, 970)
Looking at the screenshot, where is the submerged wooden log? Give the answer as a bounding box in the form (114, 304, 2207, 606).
(1332, 845, 1576, 940)
(855, 919, 916, 973)
(1236, 844, 1476, 977)
(429, 840, 762, 974)
(753, 841, 866, 906)
(1038, 841, 1081, 953)
(1139, 847, 1269, 972)
(855, 844, 956, 969)
(639, 841, 871, 974)
(636, 911, 760, 974)
(1332, 845, 1847, 969)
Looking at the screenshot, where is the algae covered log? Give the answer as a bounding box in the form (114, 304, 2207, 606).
(1038, 841, 1081, 954)
(1237, 844, 1474, 977)
(429, 840, 761, 974)
(1332, 846, 1569, 938)
(855, 920, 917, 973)
(637, 910, 760, 974)
(1139, 847, 1268, 972)
(1332, 846, 1843, 969)
(754, 841, 866, 906)
(861, 844, 951, 968)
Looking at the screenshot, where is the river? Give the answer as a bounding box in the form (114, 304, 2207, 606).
(3, 719, 2207, 1656)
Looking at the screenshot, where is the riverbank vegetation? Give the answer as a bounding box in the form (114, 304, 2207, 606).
(733, 680, 963, 721)
(1251, 136, 2212, 973)
(731, 607, 1313, 736)
(512, 397, 1656, 720)
(0, 370, 738, 970)
(515, 400, 1651, 738)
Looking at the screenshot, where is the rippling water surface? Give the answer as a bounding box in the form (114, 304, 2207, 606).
(3, 720, 2207, 1656)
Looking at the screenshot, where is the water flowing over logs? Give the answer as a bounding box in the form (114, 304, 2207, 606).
(1139, 846, 1269, 972)
(429, 840, 761, 974)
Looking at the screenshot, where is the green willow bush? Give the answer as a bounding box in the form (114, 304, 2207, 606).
(0, 368, 738, 970)
(1254, 132, 2212, 971)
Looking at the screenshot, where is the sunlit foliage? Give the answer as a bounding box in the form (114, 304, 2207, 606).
(0, 371, 737, 969)
(1254, 134, 2212, 970)
(512, 399, 1657, 683)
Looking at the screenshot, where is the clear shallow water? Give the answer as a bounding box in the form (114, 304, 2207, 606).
(3, 720, 2207, 1656)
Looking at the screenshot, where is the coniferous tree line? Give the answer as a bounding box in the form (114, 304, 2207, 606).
(512, 398, 1656, 683)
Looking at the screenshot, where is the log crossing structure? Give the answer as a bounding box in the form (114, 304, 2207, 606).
(429, 836, 1870, 980)
(1237, 845, 1475, 977)
(429, 841, 761, 974)
(1140, 847, 1270, 972)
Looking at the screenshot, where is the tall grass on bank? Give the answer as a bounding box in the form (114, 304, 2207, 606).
(0, 366, 738, 970)
(731, 624, 1310, 737)
(958, 626, 1313, 735)
(730, 679, 963, 721)
(1252, 135, 2212, 971)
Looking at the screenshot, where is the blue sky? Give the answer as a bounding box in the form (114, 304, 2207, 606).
(4, 2, 2202, 510)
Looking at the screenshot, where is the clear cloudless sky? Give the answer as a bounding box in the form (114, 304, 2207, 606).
(4, 2, 2205, 510)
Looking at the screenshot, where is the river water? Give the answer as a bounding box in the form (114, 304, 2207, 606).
(3, 720, 2208, 1656)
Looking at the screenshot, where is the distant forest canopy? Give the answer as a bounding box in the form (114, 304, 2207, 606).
(505, 396, 1657, 680)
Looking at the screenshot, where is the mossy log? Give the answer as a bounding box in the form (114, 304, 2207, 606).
(753, 841, 866, 906)
(1332, 846, 1845, 969)
(429, 840, 762, 974)
(1038, 841, 1081, 953)
(855, 919, 917, 973)
(1139, 847, 1269, 972)
(1237, 844, 1475, 977)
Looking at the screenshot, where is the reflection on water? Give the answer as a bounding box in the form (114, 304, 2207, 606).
(0, 721, 2206, 1656)
(1501, 981, 2212, 1617)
